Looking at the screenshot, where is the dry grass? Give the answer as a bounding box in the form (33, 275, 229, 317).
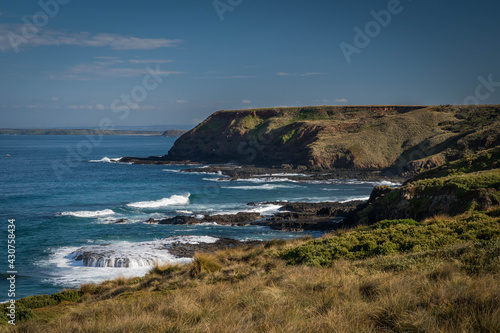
(3, 213, 499, 333)
(4, 247, 499, 332)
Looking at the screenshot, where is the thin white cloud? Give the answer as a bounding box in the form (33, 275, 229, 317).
(176, 100, 187, 104)
(335, 98, 349, 103)
(68, 103, 156, 111)
(205, 70, 226, 74)
(219, 75, 258, 79)
(94, 56, 120, 60)
(300, 72, 327, 76)
(50, 59, 184, 80)
(0, 24, 182, 52)
(242, 99, 252, 104)
(129, 59, 173, 64)
(195, 75, 258, 79)
(68, 105, 94, 110)
(276, 72, 327, 76)
(25, 104, 44, 109)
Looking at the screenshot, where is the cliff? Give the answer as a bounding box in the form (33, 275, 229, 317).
(349, 147, 500, 225)
(167, 105, 500, 173)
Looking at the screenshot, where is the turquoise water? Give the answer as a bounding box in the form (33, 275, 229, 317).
(0, 135, 389, 300)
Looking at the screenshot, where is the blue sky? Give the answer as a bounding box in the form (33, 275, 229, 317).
(0, 0, 499, 128)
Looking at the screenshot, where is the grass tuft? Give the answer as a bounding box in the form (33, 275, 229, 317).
(188, 253, 222, 278)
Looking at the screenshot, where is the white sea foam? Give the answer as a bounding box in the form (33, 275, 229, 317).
(246, 204, 283, 215)
(198, 222, 218, 226)
(203, 177, 298, 183)
(222, 184, 301, 190)
(374, 180, 401, 186)
(340, 196, 370, 203)
(203, 177, 229, 182)
(59, 209, 116, 218)
(127, 193, 190, 208)
(254, 173, 311, 177)
(294, 196, 370, 203)
(89, 157, 122, 163)
(69, 236, 217, 268)
(186, 202, 282, 217)
(40, 236, 218, 287)
(302, 179, 401, 186)
(175, 210, 193, 214)
(238, 177, 297, 183)
(181, 170, 225, 176)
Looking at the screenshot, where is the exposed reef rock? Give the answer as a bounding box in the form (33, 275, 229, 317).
(149, 201, 365, 232)
(157, 212, 263, 226)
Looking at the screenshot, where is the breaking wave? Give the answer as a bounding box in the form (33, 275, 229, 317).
(222, 184, 301, 190)
(59, 209, 115, 218)
(89, 157, 122, 163)
(127, 193, 190, 208)
(70, 235, 218, 268)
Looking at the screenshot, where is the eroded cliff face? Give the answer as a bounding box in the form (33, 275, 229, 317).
(167, 105, 500, 172)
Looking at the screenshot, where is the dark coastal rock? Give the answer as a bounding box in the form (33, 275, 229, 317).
(151, 199, 367, 232)
(259, 218, 343, 232)
(114, 219, 127, 224)
(279, 201, 364, 214)
(254, 200, 366, 232)
(167, 238, 262, 257)
(179, 164, 403, 182)
(119, 156, 202, 165)
(157, 212, 263, 226)
(203, 212, 263, 224)
(158, 216, 200, 225)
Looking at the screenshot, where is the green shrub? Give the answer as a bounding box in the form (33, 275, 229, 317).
(16, 305, 37, 322)
(376, 219, 420, 229)
(52, 290, 81, 303)
(384, 189, 401, 204)
(16, 295, 58, 309)
(279, 214, 500, 266)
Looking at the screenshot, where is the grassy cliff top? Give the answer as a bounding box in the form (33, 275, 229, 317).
(169, 104, 500, 171)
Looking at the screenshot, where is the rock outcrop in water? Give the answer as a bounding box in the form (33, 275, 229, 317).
(157, 212, 263, 226)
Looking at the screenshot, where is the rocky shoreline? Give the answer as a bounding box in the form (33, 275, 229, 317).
(118, 156, 406, 183)
(114, 158, 401, 232)
(140, 200, 367, 232)
(167, 237, 263, 258)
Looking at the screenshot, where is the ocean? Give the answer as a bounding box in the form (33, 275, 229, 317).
(0, 135, 390, 300)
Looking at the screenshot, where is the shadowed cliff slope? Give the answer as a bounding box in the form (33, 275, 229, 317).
(167, 105, 500, 173)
